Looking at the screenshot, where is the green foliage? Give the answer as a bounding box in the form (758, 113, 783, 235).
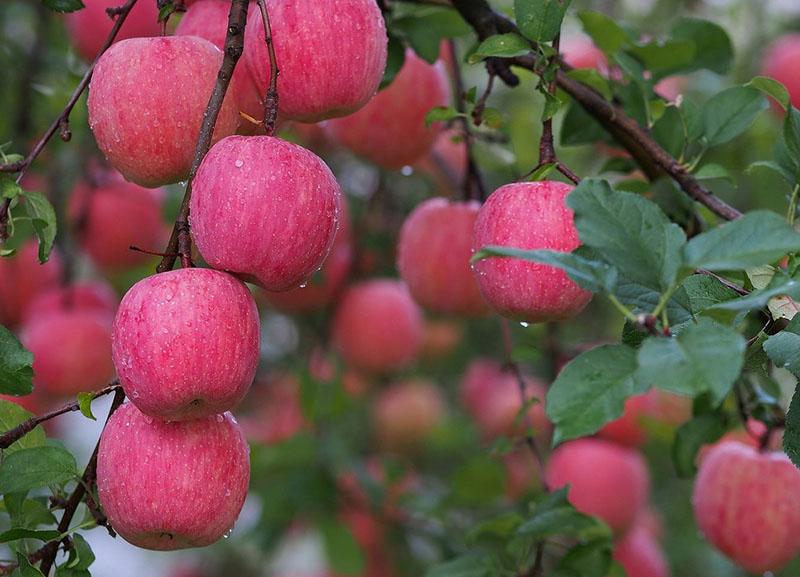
(469, 33, 531, 63)
(0, 326, 34, 396)
(0, 401, 45, 455)
(0, 446, 77, 494)
(41, 0, 83, 12)
(515, 0, 573, 43)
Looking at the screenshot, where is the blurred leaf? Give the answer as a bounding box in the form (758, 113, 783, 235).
(516, 488, 611, 541)
(567, 179, 686, 292)
(683, 211, 800, 271)
(452, 457, 506, 505)
(670, 18, 733, 75)
(547, 345, 646, 444)
(467, 513, 524, 548)
(21, 192, 56, 263)
(560, 103, 607, 146)
(515, 0, 572, 42)
(425, 553, 492, 577)
(41, 0, 84, 12)
(0, 401, 45, 455)
(636, 318, 746, 404)
(693, 163, 733, 183)
(481, 108, 503, 129)
(764, 315, 800, 378)
(672, 412, 728, 477)
(469, 33, 530, 63)
(380, 32, 406, 89)
(565, 68, 612, 100)
(0, 175, 22, 200)
(425, 106, 464, 126)
(747, 76, 790, 111)
(319, 519, 365, 576)
(627, 39, 695, 79)
(783, 107, 800, 164)
(552, 538, 613, 577)
(785, 386, 800, 469)
(0, 326, 33, 396)
(702, 86, 769, 147)
(392, 7, 469, 63)
(14, 554, 44, 577)
(577, 11, 629, 53)
(652, 106, 685, 158)
(526, 162, 557, 181)
(0, 446, 77, 494)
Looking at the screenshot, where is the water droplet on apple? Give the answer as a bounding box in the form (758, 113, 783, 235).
(401, 165, 413, 176)
(234, 159, 244, 168)
(519, 322, 529, 328)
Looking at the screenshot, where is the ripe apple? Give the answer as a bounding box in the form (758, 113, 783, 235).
(21, 310, 115, 396)
(190, 135, 341, 291)
(69, 177, 167, 269)
(21, 280, 117, 324)
(332, 280, 423, 373)
(472, 181, 592, 322)
(420, 320, 463, 360)
(612, 526, 670, 577)
(112, 268, 260, 421)
(762, 34, 800, 108)
(175, 0, 264, 128)
(372, 379, 444, 454)
(88, 36, 241, 187)
(241, 374, 307, 445)
(243, 0, 387, 122)
(415, 129, 469, 195)
(97, 403, 250, 550)
(0, 240, 62, 327)
(326, 49, 450, 169)
(545, 438, 649, 534)
(397, 198, 488, 316)
(64, 0, 160, 61)
(597, 391, 660, 447)
(693, 441, 800, 573)
(561, 35, 608, 73)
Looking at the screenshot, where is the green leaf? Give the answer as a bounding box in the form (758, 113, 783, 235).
(319, 519, 365, 577)
(694, 163, 733, 183)
(683, 211, 800, 271)
(41, 0, 84, 12)
(747, 76, 791, 111)
(764, 316, 800, 378)
(566, 68, 612, 101)
(468, 33, 530, 63)
(0, 326, 34, 396)
(546, 345, 646, 444)
(627, 39, 695, 79)
(452, 457, 506, 505)
(636, 318, 746, 404)
(567, 179, 686, 292)
(21, 191, 57, 264)
(471, 247, 617, 294)
(783, 107, 800, 164)
(467, 513, 524, 548)
(516, 488, 611, 541)
(560, 103, 607, 146)
(515, 0, 572, 43)
(526, 162, 557, 181)
(681, 274, 741, 315)
(0, 401, 45, 454)
(552, 539, 613, 577)
(577, 11, 629, 53)
(14, 554, 45, 577)
(0, 446, 78, 494)
(380, 32, 406, 89)
(425, 106, 464, 127)
(63, 534, 95, 571)
(0, 528, 61, 544)
(785, 386, 800, 469)
(672, 412, 728, 477)
(425, 554, 492, 577)
(670, 18, 733, 75)
(710, 276, 800, 313)
(652, 106, 685, 158)
(702, 86, 769, 147)
(76, 393, 96, 421)
(615, 279, 693, 325)
(0, 175, 22, 200)
(392, 7, 470, 63)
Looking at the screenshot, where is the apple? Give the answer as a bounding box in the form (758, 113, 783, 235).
(326, 49, 450, 169)
(372, 379, 444, 454)
(561, 35, 608, 73)
(112, 268, 260, 421)
(0, 393, 41, 414)
(693, 441, 800, 573)
(175, 0, 264, 129)
(472, 181, 592, 322)
(241, 374, 307, 445)
(420, 320, 463, 360)
(332, 280, 423, 373)
(397, 198, 488, 316)
(64, 0, 160, 61)
(88, 36, 241, 187)
(69, 177, 167, 269)
(190, 135, 341, 291)
(97, 403, 250, 550)
(597, 391, 660, 447)
(504, 449, 542, 500)
(243, 0, 387, 122)
(612, 526, 670, 577)
(762, 34, 800, 109)
(20, 310, 115, 396)
(21, 280, 117, 324)
(0, 240, 63, 327)
(414, 129, 469, 195)
(545, 438, 649, 534)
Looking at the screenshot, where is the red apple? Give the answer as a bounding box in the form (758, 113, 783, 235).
(21, 310, 115, 396)
(175, 0, 264, 127)
(97, 403, 250, 550)
(372, 379, 444, 454)
(612, 526, 670, 577)
(21, 280, 117, 324)
(64, 0, 160, 61)
(420, 320, 463, 360)
(472, 181, 592, 322)
(414, 129, 469, 195)
(693, 441, 800, 573)
(0, 393, 41, 414)
(597, 391, 660, 447)
(88, 36, 241, 187)
(327, 49, 450, 169)
(243, 0, 387, 122)
(762, 33, 800, 109)
(0, 240, 63, 327)
(112, 268, 260, 421)
(545, 438, 649, 534)
(332, 280, 423, 373)
(190, 135, 341, 291)
(397, 198, 488, 316)
(69, 177, 167, 269)
(241, 374, 307, 445)
(561, 35, 608, 73)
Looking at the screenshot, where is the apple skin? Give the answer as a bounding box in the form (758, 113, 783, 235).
(69, 178, 167, 269)
(97, 403, 250, 551)
(326, 49, 450, 169)
(64, 0, 160, 61)
(243, 0, 387, 122)
(112, 268, 260, 421)
(372, 379, 445, 454)
(597, 391, 660, 447)
(21, 281, 117, 324)
(190, 135, 341, 291)
(545, 438, 650, 534)
(21, 310, 115, 396)
(693, 441, 800, 573)
(472, 181, 592, 322)
(332, 280, 424, 373)
(0, 240, 63, 328)
(612, 526, 670, 577)
(763, 34, 800, 109)
(397, 198, 489, 316)
(88, 36, 241, 188)
(175, 0, 264, 128)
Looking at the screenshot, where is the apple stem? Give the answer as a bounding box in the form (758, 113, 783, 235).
(156, 0, 251, 273)
(256, 0, 280, 136)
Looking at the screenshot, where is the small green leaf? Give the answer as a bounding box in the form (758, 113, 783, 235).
(0, 528, 61, 544)
(425, 553, 492, 577)
(515, 0, 573, 43)
(516, 488, 611, 541)
(468, 33, 530, 63)
(627, 39, 695, 79)
(552, 538, 613, 577)
(0, 175, 22, 200)
(21, 191, 57, 264)
(702, 86, 769, 147)
(526, 162, 557, 182)
(0, 446, 78, 494)
(0, 401, 45, 454)
(380, 32, 406, 89)
(693, 163, 733, 183)
(710, 276, 800, 313)
(452, 457, 506, 505)
(577, 11, 629, 53)
(0, 326, 34, 396)
(77, 393, 97, 421)
(425, 106, 464, 126)
(764, 315, 800, 378)
(672, 412, 728, 477)
(784, 386, 800, 469)
(670, 18, 733, 75)
(747, 76, 791, 111)
(319, 518, 365, 576)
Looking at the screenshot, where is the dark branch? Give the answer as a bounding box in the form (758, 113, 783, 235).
(255, 0, 280, 135)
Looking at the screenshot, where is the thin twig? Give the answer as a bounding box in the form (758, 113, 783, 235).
(156, 0, 250, 273)
(255, 0, 280, 135)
